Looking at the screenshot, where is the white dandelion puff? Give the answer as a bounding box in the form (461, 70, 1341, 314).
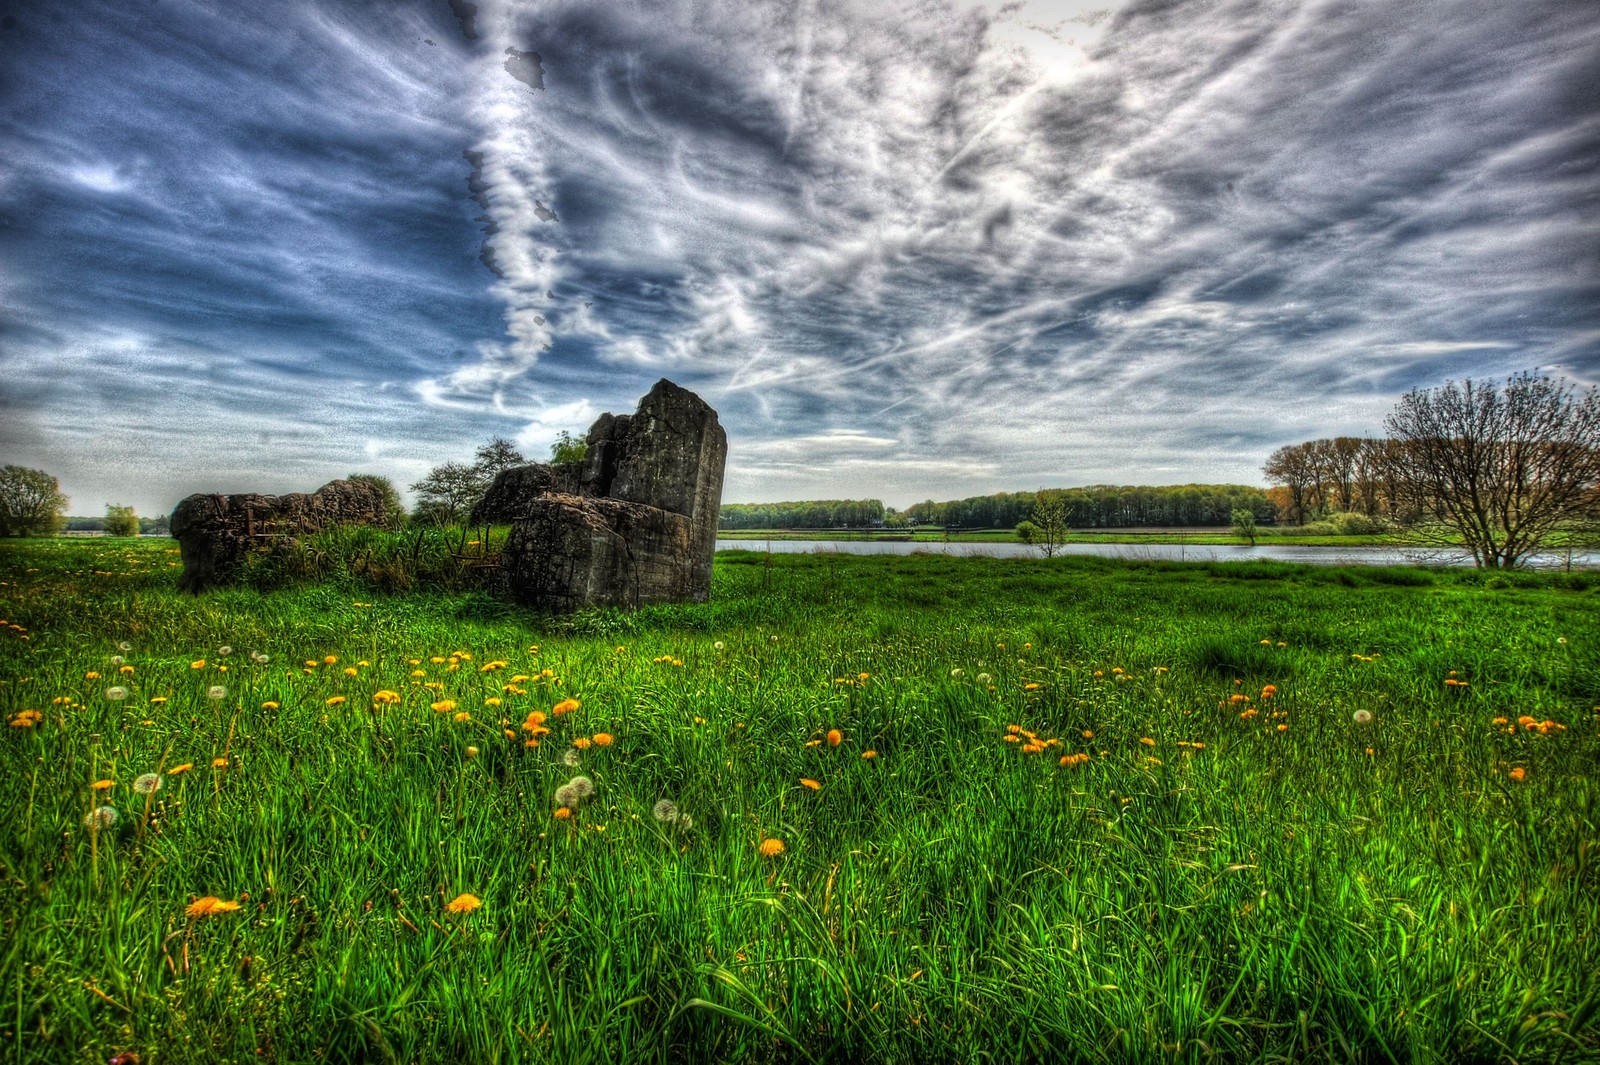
(554, 783, 579, 808)
(109, 655, 125, 667)
(569, 775, 595, 799)
(217, 646, 232, 656)
(1352, 709, 1374, 725)
(104, 686, 129, 701)
(950, 668, 964, 679)
(116, 641, 132, 652)
(713, 641, 725, 651)
(678, 814, 693, 830)
(562, 748, 581, 768)
(83, 806, 118, 831)
(207, 685, 226, 700)
(132, 772, 162, 795)
(652, 799, 679, 823)
(977, 673, 992, 685)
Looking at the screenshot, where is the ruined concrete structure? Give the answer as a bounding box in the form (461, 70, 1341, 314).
(170, 479, 389, 593)
(473, 378, 727, 611)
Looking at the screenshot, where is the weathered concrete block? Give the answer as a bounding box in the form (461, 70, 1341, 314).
(170, 479, 388, 593)
(469, 463, 580, 525)
(496, 495, 698, 611)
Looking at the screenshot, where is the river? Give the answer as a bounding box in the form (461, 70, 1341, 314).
(716, 539, 1600, 568)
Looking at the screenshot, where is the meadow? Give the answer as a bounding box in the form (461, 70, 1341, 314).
(1, 537, 1597, 1063)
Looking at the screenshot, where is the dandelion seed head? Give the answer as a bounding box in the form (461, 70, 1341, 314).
(569, 775, 595, 798)
(714, 641, 725, 651)
(217, 646, 232, 656)
(109, 655, 125, 666)
(563, 748, 581, 768)
(116, 641, 132, 652)
(132, 772, 162, 795)
(104, 686, 128, 701)
(1352, 709, 1374, 725)
(653, 799, 679, 823)
(554, 784, 579, 808)
(207, 685, 226, 701)
(83, 806, 118, 831)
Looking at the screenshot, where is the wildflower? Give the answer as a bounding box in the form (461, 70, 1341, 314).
(211, 757, 228, 768)
(104, 686, 128, 701)
(218, 646, 232, 656)
(132, 773, 162, 795)
(759, 838, 786, 858)
(1365, 747, 1374, 756)
(653, 799, 679, 823)
(85, 671, 100, 680)
(186, 896, 241, 917)
(862, 750, 877, 759)
(1261, 685, 1277, 698)
(453, 712, 471, 723)
(569, 776, 595, 799)
(573, 737, 591, 750)
(445, 893, 481, 914)
(119, 665, 134, 674)
(190, 660, 205, 670)
(977, 673, 992, 685)
(323, 655, 338, 665)
(1277, 723, 1289, 732)
(1260, 639, 1271, 646)
(431, 700, 456, 713)
(207, 686, 226, 701)
(117, 641, 132, 652)
(373, 690, 400, 705)
(800, 778, 821, 790)
(1023, 682, 1041, 691)
(1352, 710, 1373, 725)
(83, 806, 118, 831)
(552, 698, 580, 716)
(168, 763, 193, 775)
(858, 672, 869, 682)
(563, 748, 581, 768)
(92, 779, 115, 791)
(553, 806, 573, 820)
(1140, 737, 1156, 747)
(592, 732, 613, 747)
(465, 746, 479, 758)
(485, 696, 502, 707)
(714, 641, 725, 651)
(343, 667, 358, 677)
(261, 701, 279, 710)
(1509, 767, 1526, 781)
(1093, 671, 1103, 678)
(827, 729, 842, 747)
(951, 668, 964, 679)
(326, 696, 346, 707)
(110, 655, 125, 666)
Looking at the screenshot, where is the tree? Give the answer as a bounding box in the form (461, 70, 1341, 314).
(104, 504, 140, 538)
(347, 473, 405, 530)
(1264, 444, 1313, 525)
(473, 438, 527, 479)
(1028, 492, 1070, 558)
(1231, 507, 1258, 546)
(409, 462, 489, 526)
(1384, 374, 1600, 568)
(549, 431, 587, 467)
(0, 465, 68, 537)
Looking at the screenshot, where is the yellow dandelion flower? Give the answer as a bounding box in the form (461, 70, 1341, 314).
(552, 698, 580, 716)
(261, 701, 279, 710)
(445, 893, 482, 914)
(591, 732, 613, 747)
(862, 749, 877, 759)
(190, 660, 205, 669)
(1140, 737, 1156, 746)
(211, 757, 228, 768)
(373, 691, 400, 705)
(431, 700, 456, 713)
(168, 763, 194, 775)
(573, 737, 591, 749)
(92, 779, 115, 791)
(326, 696, 346, 706)
(322, 655, 337, 665)
(759, 838, 786, 858)
(800, 778, 821, 790)
(453, 711, 471, 723)
(827, 729, 842, 747)
(485, 696, 502, 707)
(1509, 767, 1526, 781)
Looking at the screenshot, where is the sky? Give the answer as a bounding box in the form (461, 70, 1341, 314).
(1, 0, 1596, 516)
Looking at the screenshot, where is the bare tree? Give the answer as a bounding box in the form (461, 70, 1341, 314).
(1384, 374, 1600, 568)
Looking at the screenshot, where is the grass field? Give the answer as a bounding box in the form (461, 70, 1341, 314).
(2, 537, 1598, 1063)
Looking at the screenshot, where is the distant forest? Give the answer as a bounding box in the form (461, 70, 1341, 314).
(718, 485, 1274, 530)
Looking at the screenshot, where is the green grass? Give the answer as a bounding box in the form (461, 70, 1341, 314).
(2, 538, 1598, 1063)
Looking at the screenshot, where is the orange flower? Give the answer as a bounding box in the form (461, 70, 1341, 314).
(862, 750, 877, 759)
(211, 757, 228, 768)
(826, 729, 842, 747)
(1509, 767, 1526, 781)
(168, 763, 194, 775)
(552, 698, 581, 716)
(453, 711, 471, 723)
(92, 779, 115, 791)
(800, 778, 821, 790)
(186, 896, 242, 918)
(592, 732, 614, 747)
(1261, 685, 1277, 698)
(759, 838, 786, 857)
(1023, 683, 1041, 691)
(1140, 737, 1156, 747)
(445, 893, 481, 914)
(326, 696, 346, 707)
(373, 690, 400, 705)
(553, 806, 572, 819)
(573, 737, 592, 750)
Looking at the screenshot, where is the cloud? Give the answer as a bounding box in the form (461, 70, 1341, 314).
(1, 0, 1595, 514)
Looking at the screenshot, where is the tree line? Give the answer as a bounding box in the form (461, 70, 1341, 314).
(902, 484, 1276, 529)
(718, 500, 887, 530)
(1264, 374, 1600, 568)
